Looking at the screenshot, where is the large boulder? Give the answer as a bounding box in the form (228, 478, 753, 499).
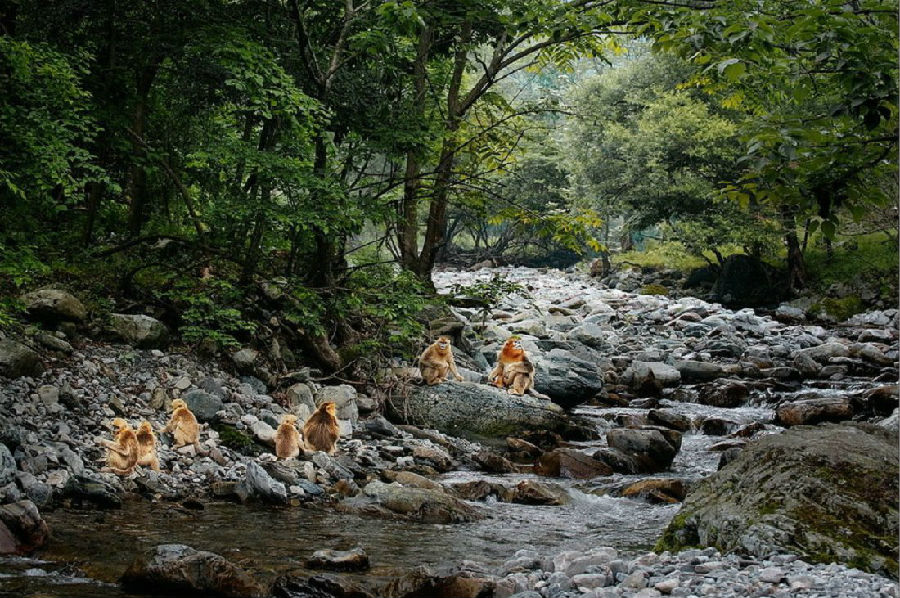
(712, 254, 784, 308)
(603, 428, 682, 473)
(0, 500, 49, 554)
(775, 397, 854, 427)
(121, 544, 265, 598)
(236, 461, 288, 505)
(532, 348, 604, 408)
(339, 480, 482, 524)
(656, 424, 898, 577)
(316, 385, 359, 427)
(631, 361, 681, 395)
(534, 448, 613, 479)
(182, 389, 224, 423)
(109, 313, 170, 349)
(391, 381, 582, 440)
(0, 339, 43, 378)
(21, 289, 86, 323)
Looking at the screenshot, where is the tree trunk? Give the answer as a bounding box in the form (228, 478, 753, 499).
(81, 181, 102, 246)
(781, 205, 806, 292)
(125, 60, 161, 237)
(398, 25, 432, 272)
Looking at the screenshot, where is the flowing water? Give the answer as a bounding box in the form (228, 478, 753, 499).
(0, 398, 760, 598)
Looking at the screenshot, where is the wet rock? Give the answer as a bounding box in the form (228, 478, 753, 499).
(697, 382, 749, 408)
(183, 389, 224, 423)
(621, 478, 686, 503)
(109, 314, 170, 349)
(647, 409, 691, 432)
(717, 447, 743, 470)
(342, 480, 482, 524)
(306, 547, 370, 572)
(606, 428, 681, 473)
(0, 339, 44, 378)
(472, 449, 516, 473)
(775, 397, 854, 427)
(657, 423, 899, 577)
(394, 382, 581, 440)
(534, 448, 613, 479)
(672, 360, 724, 383)
(795, 342, 850, 363)
(631, 362, 681, 394)
(412, 444, 453, 472)
(512, 480, 569, 505)
(380, 563, 495, 598)
(0, 500, 49, 554)
(236, 461, 288, 504)
(59, 473, 122, 509)
(860, 385, 899, 416)
(449, 480, 513, 502)
(381, 470, 443, 491)
(272, 575, 372, 598)
(21, 289, 86, 323)
(699, 417, 738, 436)
(121, 543, 264, 598)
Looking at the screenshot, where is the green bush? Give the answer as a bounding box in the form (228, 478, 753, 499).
(640, 283, 669, 296)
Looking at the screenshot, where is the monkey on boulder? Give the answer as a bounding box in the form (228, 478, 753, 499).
(489, 336, 537, 396)
(418, 336, 464, 385)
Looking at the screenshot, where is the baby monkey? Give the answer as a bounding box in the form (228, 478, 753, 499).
(275, 413, 302, 459)
(418, 335, 463, 385)
(136, 421, 161, 471)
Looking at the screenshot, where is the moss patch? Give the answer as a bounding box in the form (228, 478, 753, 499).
(808, 295, 865, 322)
(639, 283, 669, 296)
(212, 423, 259, 456)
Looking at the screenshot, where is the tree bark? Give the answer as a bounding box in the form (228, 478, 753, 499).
(125, 60, 161, 237)
(781, 205, 806, 292)
(398, 25, 432, 272)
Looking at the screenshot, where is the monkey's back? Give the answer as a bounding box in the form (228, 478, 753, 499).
(303, 411, 339, 452)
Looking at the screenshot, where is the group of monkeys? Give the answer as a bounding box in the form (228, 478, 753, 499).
(419, 335, 537, 396)
(100, 398, 340, 476)
(102, 335, 531, 477)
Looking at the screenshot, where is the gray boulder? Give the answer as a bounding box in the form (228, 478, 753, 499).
(109, 313, 169, 349)
(0, 444, 15, 486)
(306, 547, 370, 571)
(236, 461, 287, 505)
(21, 289, 86, 323)
(392, 381, 581, 440)
(672, 360, 724, 383)
(285, 383, 316, 420)
(121, 544, 264, 598)
(657, 423, 898, 577)
(532, 348, 604, 408)
(631, 361, 681, 395)
(340, 480, 482, 524)
(605, 428, 681, 473)
(775, 397, 853, 427)
(316, 384, 359, 426)
(231, 348, 258, 374)
(0, 339, 43, 378)
(182, 389, 224, 423)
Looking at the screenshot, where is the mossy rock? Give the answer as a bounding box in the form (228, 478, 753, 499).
(212, 424, 259, 456)
(639, 284, 669, 296)
(656, 423, 898, 578)
(807, 295, 865, 322)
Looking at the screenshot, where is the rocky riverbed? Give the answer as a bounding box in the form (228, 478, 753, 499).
(0, 266, 897, 597)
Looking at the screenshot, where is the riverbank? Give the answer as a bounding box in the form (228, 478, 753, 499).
(1, 266, 897, 597)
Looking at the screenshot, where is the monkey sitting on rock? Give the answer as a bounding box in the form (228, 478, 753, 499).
(100, 418, 139, 476)
(275, 414, 302, 459)
(489, 336, 537, 396)
(418, 336, 463, 385)
(303, 402, 340, 454)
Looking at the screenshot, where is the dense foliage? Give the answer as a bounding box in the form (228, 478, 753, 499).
(0, 0, 896, 369)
